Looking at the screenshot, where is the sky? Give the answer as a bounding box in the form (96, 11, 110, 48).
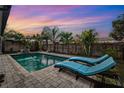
(7, 5, 124, 37)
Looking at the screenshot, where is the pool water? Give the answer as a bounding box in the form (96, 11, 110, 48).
(11, 53, 67, 72)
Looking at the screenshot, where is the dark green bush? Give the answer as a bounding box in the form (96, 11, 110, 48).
(104, 48, 118, 58)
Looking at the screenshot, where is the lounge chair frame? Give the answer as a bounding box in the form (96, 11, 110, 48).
(56, 66, 123, 88)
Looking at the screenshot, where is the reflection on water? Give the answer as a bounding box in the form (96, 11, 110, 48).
(11, 53, 67, 72)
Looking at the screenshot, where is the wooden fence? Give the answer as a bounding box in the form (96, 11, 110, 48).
(42, 42, 124, 60)
(3, 40, 124, 60)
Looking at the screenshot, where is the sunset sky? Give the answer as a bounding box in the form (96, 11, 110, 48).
(7, 5, 124, 37)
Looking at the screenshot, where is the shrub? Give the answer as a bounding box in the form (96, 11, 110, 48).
(104, 48, 118, 58)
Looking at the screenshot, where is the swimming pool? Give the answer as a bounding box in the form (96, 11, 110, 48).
(11, 53, 67, 72)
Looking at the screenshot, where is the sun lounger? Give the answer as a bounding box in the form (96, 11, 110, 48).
(68, 54, 109, 65)
(54, 57, 116, 79)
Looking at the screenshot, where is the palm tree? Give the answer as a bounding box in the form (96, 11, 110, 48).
(60, 32, 73, 44)
(74, 34, 82, 44)
(80, 29, 98, 56)
(60, 32, 73, 54)
(48, 26, 61, 52)
(41, 26, 51, 51)
(21, 35, 31, 49)
(32, 34, 42, 50)
(109, 14, 124, 41)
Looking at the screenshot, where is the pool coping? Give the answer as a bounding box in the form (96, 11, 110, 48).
(10, 51, 73, 58)
(8, 51, 74, 76)
(39, 51, 73, 58)
(8, 55, 30, 77)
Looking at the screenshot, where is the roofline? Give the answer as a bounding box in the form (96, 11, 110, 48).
(0, 5, 12, 36)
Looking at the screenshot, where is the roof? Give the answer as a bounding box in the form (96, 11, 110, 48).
(0, 5, 11, 36)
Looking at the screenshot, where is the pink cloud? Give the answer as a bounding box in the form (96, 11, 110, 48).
(7, 5, 116, 36)
(7, 11, 112, 35)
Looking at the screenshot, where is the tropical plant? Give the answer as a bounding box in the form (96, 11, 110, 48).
(41, 26, 51, 50)
(31, 34, 42, 50)
(104, 48, 118, 58)
(3, 30, 32, 50)
(48, 26, 61, 52)
(4, 30, 24, 41)
(80, 29, 98, 56)
(21, 35, 31, 49)
(60, 32, 73, 44)
(74, 34, 82, 44)
(60, 32, 73, 54)
(109, 14, 124, 41)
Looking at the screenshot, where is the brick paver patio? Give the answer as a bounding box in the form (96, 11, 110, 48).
(0, 54, 93, 88)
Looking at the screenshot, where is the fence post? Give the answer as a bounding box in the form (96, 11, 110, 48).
(62, 44, 64, 54)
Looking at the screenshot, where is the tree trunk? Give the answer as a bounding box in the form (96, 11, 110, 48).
(53, 42, 56, 52)
(84, 46, 87, 56)
(46, 39, 48, 51)
(62, 44, 64, 54)
(88, 45, 91, 56)
(68, 44, 69, 54)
